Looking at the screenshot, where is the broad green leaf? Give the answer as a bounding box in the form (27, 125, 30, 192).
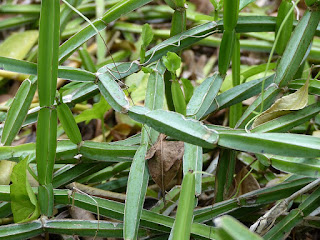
(75, 96, 111, 124)
(0, 30, 38, 60)
(215, 215, 262, 240)
(162, 52, 181, 74)
(253, 78, 309, 128)
(10, 155, 40, 223)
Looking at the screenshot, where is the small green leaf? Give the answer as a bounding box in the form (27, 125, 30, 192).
(141, 66, 153, 73)
(140, 24, 153, 63)
(171, 80, 187, 115)
(141, 23, 153, 47)
(75, 95, 111, 124)
(162, 52, 181, 74)
(181, 78, 194, 104)
(10, 155, 40, 223)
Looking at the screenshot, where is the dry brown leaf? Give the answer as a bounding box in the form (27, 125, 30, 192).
(252, 78, 309, 128)
(146, 134, 184, 193)
(234, 167, 260, 196)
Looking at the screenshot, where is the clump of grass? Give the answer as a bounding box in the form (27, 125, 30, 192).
(0, 0, 320, 239)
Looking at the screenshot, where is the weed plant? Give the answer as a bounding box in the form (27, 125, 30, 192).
(0, 0, 320, 239)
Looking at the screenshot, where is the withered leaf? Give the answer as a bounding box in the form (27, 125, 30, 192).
(146, 134, 184, 193)
(234, 167, 260, 197)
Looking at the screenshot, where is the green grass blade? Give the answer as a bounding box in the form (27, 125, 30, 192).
(215, 149, 236, 202)
(171, 171, 195, 240)
(267, 155, 320, 177)
(289, 79, 320, 96)
(215, 215, 262, 240)
(193, 176, 314, 222)
(264, 186, 320, 240)
(0, 4, 41, 14)
(57, 103, 82, 144)
(124, 144, 149, 239)
(0, 16, 38, 30)
(79, 141, 138, 161)
(274, 10, 320, 87)
(37, 0, 60, 107)
(0, 220, 43, 240)
(52, 190, 216, 239)
(128, 106, 218, 148)
(124, 61, 165, 239)
(44, 219, 148, 238)
(59, 0, 153, 62)
(204, 75, 274, 115)
(1, 77, 36, 146)
(36, 108, 58, 216)
(52, 162, 111, 188)
(218, 132, 320, 158)
(183, 143, 203, 196)
(186, 73, 223, 120)
(0, 57, 96, 82)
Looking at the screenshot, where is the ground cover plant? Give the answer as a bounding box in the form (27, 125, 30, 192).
(0, 0, 320, 239)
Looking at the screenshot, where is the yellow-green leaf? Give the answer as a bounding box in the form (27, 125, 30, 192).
(0, 30, 38, 59)
(0, 160, 16, 185)
(10, 155, 40, 223)
(253, 78, 309, 128)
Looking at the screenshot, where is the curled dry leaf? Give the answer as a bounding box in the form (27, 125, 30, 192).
(252, 78, 309, 128)
(146, 134, 184, 194)
(227, 167, 260, 198)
